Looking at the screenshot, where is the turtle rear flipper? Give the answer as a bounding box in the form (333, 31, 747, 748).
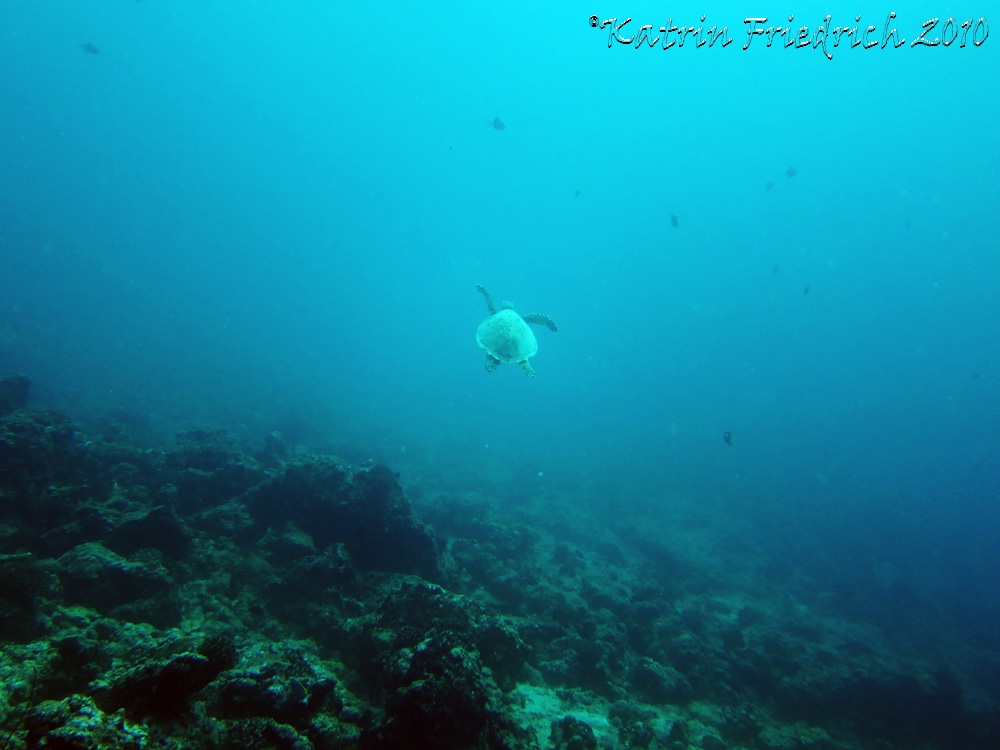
(476, 284, 497, 315)
(522, 313, 558, 333)
(518, 360, 536, 378)
(485, 353, 501, 372)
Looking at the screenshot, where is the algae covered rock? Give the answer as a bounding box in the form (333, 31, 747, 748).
(55, 542, 173, 616)
(244, 457, 439, 579)
(23, 694, 148, 750)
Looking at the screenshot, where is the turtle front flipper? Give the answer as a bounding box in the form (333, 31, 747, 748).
(476, 284, 497, 315)
(521, 313, 558, 332)
(518, 360, 536, 378)
(485, 353, 501, 372)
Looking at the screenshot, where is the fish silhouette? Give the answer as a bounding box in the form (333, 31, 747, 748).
(785, 166, 797, 177)
(670, 214, 679, 229)
(79, 42, 100, 55)
(491, 116, 505, 131)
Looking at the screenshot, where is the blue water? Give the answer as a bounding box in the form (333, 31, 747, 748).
(2, 0, 998, 675)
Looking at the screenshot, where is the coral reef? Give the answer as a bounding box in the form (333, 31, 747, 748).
(0, 380, 998, 749)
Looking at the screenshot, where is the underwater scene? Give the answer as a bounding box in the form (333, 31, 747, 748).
(1, 2, 998, 749)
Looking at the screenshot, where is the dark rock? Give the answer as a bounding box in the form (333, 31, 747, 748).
(201, 636, 344, 733)
(417, 493, 538, 561)
(32, 503, 115, 560)
(0, 553, 52, 605)
(472, 616, 531, 693)
(245, 457, 439, 578)
(210, 671, 343, 730)
(777, 667, 979, 746)
(157, 428, 268, 512)
(198, 633, 239, 673)
(55, 542, 172, 614)
(0, 374, 30, 416)
(261, 544, 356, 628)
(256, 430, 289, 467)
(720, 705, 763, 744)
(665, 719, 688, 743)
(666, 631, 707, 675)
(0, 409, 103, 535)
(553, 542, 586, 576)
(369, 580, 474, 657)
(49, 633, 108, 696)
(105, 505, 193, 559)
(364, 629, 493, 749)
(631, 657, 694, 705)
(167, 428, 243, 472)
(737, 605, 765, 629)
(213, 675, 306, 723)
(257, 521, 317, 562)
(109, 653, 224, 719)
(550, 715, 597, 750)
(188, 498, 255, 541)
(0, 553, 55, 641)
(617, 719, 654, 749)
(24, 694, 148, 749)
(167, 463, 267, 513)
(720, 626, 745, 652)
(539, 609, 628, 698)
(222, 717, 312, 750)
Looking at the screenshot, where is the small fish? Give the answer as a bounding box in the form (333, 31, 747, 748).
(803, 284, 810, 295)
(491, 116, 505, 131)
(670, 214, 679, 229)
(784, 166, 797, 178)
(724, 431, 733, 446)
(80, 42, 100, 55)
(765, 181, 774, 190)
(773, 264, 779, 274)
(573, 188, 580, 198)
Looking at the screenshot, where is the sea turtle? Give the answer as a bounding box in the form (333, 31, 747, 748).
(475, 284, 558, 378)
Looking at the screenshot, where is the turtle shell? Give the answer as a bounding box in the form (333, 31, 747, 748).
(476, 309, 538, 363)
